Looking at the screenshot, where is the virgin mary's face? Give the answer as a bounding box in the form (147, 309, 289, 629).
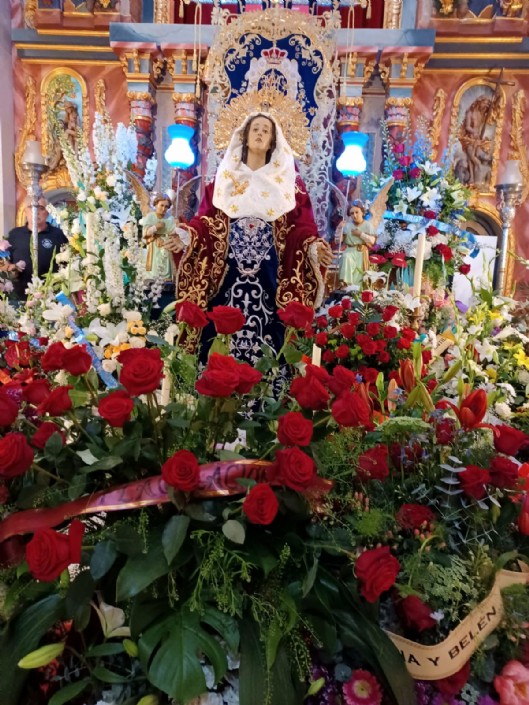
(246, 117, 274, 156)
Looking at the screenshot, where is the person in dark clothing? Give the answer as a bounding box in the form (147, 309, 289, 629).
(6, 197, 68, 301)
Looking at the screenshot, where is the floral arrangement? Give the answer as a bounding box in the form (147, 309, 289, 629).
(1, 286, 529, 705)
(370, 122, 474, 288)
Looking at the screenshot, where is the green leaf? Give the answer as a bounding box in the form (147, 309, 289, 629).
(47, 678, 91, 705)
(44, 432, 64, 460)
(283, 344, 303, 365)
(201, 606, 240, 654)
(139, 609, 227, 702)
(85, 456, 123, 473)
(116, 542, 169, 601)
(90, 540, 117, 580)
(113, 526, 143, 557)
(222, 520, 246, 545)
(162, 515, 190, 565)
(92, 665, 130, 684)
(67, 474, 86, 500)
(218, 449, 246, 461)
(86, 643, 125, 657)
(239, 617, 266, 705)
(302, 556, 319, 598)
(65, 570, 95, 620)
(69, 389, 90, 408)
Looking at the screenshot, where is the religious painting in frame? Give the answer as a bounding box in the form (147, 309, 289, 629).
(449, 78, 505, 196)
(40, 68, 89, 192)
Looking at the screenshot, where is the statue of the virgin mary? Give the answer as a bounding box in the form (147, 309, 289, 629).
(170, 89, 332, 363)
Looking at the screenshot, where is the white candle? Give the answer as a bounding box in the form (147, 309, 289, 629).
(22, 140, 46, 166)
(311, 344, 322, 367)
(412, 232, 426, 299)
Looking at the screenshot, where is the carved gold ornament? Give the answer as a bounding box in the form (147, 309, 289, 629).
(383, 0, 403, 28)
(213, 86, 310, 158)
(15, 76, 37, 186)
(430, 88, 447, 160)
(24, 0, 37, 28)
(509, 89, 529, 201)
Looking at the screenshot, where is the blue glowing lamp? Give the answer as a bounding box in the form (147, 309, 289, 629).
(164, 123, 196, 169)
(336, 131, 368, 177)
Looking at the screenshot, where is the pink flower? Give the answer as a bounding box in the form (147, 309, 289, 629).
(343, 669, 383, 705)
(494, 660, 529, 705)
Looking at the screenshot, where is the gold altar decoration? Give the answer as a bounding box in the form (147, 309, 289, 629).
(383, 0, 403, 28)
(213, 85, 310, 158)
(430, 88, 447, 160)
(508, 89, 529, 202)
(40, 67, 89, 192)
(14, 76, 38, 187)
(449, 77, 506, 196)
(24, 0, 37, 28)
(95, 79, 111, 122)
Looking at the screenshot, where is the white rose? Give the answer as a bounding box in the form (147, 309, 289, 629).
(102, 359, 117, 373)
(122, 310, 142, 321)
(97, 303, 112, 317)
(129, 336, 146, 348)
(77, 190, 87, 202)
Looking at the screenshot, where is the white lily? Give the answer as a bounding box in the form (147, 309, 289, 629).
(420, 187, 441, 209)
(421, 160, 441, 176)
(91, 596, 131, 638)
(84, 318, 128, 348)
(41, 302, 74, 322)
(404, 186, 422, 202)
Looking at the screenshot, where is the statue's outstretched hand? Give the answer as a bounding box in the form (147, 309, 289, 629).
(316, 240, 333, 267)
(163, 235, 185, 253)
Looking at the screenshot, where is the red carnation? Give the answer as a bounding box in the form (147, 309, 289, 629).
(459, 465, 490, 500)
(423, 209, 436, 219)
(366, 322, 380, 337)
(208, 306, 246, 335)
(436, 244, 453, 262)
(435, 661, 470, 697)
(489, 455, 519, 489)
(396, 503, 435, 530)
(396, 595, 436, 632)
(175, 301, 208, 328)
(242, 484, 279, 525)
(361, 291, 374, 303)
(328, 305, 344, 319)
(335, 344, 350, 360)
(277, 302, 315, 329)
(426, 224, 439, 237)
(356, 546, 400, 603)
(315, 332, 328, 346)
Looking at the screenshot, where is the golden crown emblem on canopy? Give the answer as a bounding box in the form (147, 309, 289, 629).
(213, 82, 311, 158)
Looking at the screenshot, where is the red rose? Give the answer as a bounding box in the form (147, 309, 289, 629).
(383, 326, 398, 339)
(366, 322, 380, 337)
(175, 301, 208, 328)
(382, 306, 399, 322)
(0, 393, 18, 427)
(98, 390, 134, 427)
(459, 263, 471, 275)
(426, 224, 439, 237)
(361, 291, 374, 303)
(273, 447, 316, 491)
(316, 315, 328, 329)
(22, 379, 51, 406)
(0, 432, 35, 479)
(359, 367, 379, 384)
(335, 344, 350, 360)
(328, 366, 357, 397)
(396, 595, 436, 632)
(378, 351, 391, 364)
(392, 169, 405, 180)
(409, 167, 421, 179)
(357, 445, 389, 481)
(423, 209, 436, 219)
(26, 520, 84, 582)
(489, 455, 519, 489)
(322, 350, 335, 363)
(340, 323, 356, 339)
(393, 142, 405, 154)
(61, 345, 92, 376)
(342, 298, 352, 310)
(195, 353, 240, 397)
(396, 503, 435, 530)
(332, 390, 372, 429)
(435, 244, 453, 262)
(348, 312, 361, 325)
(235, 362, 262, 394)
(208, 306, 246, 335)
(162, 449, 200, 492)
(290, 370, 330, 411)
(242, 484, 279, 525)
(391, 253, 408, 268)
(435, 417, 456, 445)
(31, 422, 66, 450)
(399, 155, 411, 167)
(37, 385, 73, 417)
(356, 546, 400, 603)
(435, 661, 470, 697)
(118, 348, 164, 396)
(277, 302, 315, 329)
(493, 425, 528, 456)
(40, 342, 67, 372)
(277, 411, 313, 447)
(328, 305, 344, 319)
(315, 332, 328, 346)
(459, 465, 490, 500)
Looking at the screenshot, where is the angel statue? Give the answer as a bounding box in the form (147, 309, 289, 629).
(333, 178, 394, 289)
(168, 89, 333, 364)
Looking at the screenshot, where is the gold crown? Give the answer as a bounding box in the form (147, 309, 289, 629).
(214, 84, 310, 158)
